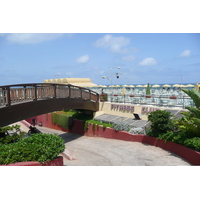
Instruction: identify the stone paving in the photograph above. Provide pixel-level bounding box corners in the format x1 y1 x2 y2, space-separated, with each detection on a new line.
10 121 192 166
94 109 184 129
94 113 149 128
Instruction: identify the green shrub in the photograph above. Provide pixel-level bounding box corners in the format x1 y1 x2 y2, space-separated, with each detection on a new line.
112 121 130 132
52 112 71 129
84 120 113 132
0 125 26 144
158 130 191 143
0 133 65 165
177 89 200 137
157 130 200 152
183 137 200 152
0 133 25 144
147 110 175 137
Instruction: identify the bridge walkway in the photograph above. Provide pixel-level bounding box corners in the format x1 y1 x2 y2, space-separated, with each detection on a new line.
0 83 99 127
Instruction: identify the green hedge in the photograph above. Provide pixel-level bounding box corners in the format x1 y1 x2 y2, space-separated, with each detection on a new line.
52 112 72 129
158 131 200 152
0 133 65 165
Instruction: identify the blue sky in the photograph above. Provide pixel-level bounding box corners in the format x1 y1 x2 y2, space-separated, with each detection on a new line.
0 33 199 86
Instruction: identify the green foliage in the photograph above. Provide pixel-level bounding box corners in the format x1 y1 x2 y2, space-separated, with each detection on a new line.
0 124 20 133
146 83 151 95
176 89 200 137
146 89 200 152
0 133 65 165
158 131 191 144
147 110 175 137
100 93 108 101
84 121 89 131
182 88 200 108
183 137 200 152
52 112 72 129
177 115 200 137
71 111 93 121
0 125 26 144
62 109 77 115
112 121 130 132
158 130 200 152
84 120 113 131
0 132 26 144
64 110 113 130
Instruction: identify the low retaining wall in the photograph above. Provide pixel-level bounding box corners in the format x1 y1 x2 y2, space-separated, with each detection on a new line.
26 113 200 165
0 156 63 166
85 123 200 165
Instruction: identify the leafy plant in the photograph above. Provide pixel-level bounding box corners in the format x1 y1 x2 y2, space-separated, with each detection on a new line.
176 89 200 137
129 127 145 134
182 88 200 108
158 130 200 152
183 137 200 152
0 125 26 144
52 112 71 129
0 133 65 165
147 110 176 137
146 83 151 95
100 93 108 101
112 121 130 132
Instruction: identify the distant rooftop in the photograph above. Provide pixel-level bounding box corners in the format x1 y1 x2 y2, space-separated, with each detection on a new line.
44 78 98 87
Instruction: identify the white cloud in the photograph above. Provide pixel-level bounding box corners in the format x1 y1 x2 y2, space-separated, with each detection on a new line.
138 57 157 66
94 34 130 53
122 55 136 62
179 49 191 57
5 33 64 44
76 55 89 63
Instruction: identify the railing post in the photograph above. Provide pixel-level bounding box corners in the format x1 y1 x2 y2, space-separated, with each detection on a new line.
89 90 91 100
2 88 6 106
80 88 83 99
68 85 71 98
54 85 57 99
24 86 27 100
34 85 37 101
6 86 11 107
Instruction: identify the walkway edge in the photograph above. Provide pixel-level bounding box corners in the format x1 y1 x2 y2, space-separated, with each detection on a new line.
60 150 76 161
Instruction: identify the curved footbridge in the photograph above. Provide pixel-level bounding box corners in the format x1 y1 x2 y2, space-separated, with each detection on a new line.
0 83 99 127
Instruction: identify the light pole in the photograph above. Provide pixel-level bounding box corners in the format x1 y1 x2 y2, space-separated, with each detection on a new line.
102 67 121 102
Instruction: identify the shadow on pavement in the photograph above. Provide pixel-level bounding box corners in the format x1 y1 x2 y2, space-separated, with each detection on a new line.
58 132 83 143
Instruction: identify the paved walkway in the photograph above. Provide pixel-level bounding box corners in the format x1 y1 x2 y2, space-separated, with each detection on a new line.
34 125 191 166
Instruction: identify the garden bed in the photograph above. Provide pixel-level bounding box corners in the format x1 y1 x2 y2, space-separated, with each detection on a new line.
0 156 63 166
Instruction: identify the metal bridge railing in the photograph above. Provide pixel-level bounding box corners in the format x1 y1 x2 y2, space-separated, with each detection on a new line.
0 83 99 107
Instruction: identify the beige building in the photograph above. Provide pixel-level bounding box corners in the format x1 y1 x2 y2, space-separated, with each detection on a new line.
44 78 98 87
95 102 186 120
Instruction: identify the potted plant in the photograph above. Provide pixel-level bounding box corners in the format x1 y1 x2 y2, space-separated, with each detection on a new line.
100 93 108 102
169 96 177 99
145 83 151 98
